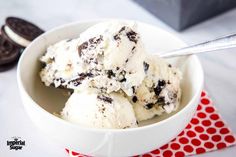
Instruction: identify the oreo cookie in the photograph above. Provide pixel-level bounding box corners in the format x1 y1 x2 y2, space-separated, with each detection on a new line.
0 35 21 72
2 17 44 48
0 58 19 72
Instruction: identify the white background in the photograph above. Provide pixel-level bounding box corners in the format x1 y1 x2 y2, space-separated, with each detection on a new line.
0 0 236 156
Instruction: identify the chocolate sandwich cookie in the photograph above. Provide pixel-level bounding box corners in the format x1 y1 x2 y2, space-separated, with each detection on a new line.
0 58 19 72
2 17 44 48
0 35 21 71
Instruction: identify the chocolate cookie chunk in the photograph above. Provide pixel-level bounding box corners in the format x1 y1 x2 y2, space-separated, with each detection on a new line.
2 17 44 48
0 35 20 66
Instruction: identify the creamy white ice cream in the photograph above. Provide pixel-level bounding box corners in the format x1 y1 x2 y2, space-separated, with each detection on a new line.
40 21 182 129
40 38 83 87
40 21 146 96
77 21 146 96
61 90 138 129
130 55 182 121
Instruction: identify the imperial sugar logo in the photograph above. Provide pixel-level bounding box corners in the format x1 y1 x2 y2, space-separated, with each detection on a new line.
6 137 25 150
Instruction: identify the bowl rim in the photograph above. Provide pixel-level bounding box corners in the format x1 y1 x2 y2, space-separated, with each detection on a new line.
17 19 204 133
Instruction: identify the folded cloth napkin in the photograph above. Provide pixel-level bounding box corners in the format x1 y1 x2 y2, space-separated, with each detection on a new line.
65 91 236 157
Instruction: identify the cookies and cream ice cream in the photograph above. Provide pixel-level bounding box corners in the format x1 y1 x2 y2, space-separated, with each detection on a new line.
40 38 81 87
131 55 181 121
61 90 137 129
40 21 182 129
40 22 146 96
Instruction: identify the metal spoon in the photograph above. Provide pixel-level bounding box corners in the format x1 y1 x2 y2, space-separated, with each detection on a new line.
159 33 236 58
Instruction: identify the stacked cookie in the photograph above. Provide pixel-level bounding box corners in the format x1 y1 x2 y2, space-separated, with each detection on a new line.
0 17 44 72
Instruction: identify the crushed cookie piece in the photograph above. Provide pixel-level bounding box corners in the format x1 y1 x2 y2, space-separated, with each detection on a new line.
107 70 115 78
55 78 65 84
144 103 154 110
132 96 138 103
88 38 95 44
88 35 103 45
98 87 108 93
132 46 136 51
157 96 165 102
97 95 113 104
132 86 135 94
143 61 149 73
168 64 172 68
78 36 103 57
68 73 93 86
79 72 93 78
60 78 65 83
157 96 165 106
42 62 46 68
78 41 88 56
120 78 126 82
158 80 166 86
118 26 126 33
69 79 81 86
154 80 166 96
126 30 138 43
114 34 121 40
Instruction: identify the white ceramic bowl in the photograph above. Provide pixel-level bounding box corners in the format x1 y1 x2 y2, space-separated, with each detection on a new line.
17 20 204 156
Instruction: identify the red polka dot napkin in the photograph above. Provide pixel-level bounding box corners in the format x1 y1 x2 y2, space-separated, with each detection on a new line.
65 91 236 157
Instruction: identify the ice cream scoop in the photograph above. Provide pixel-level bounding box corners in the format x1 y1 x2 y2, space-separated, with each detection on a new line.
40 21 146 96
61 90 138 129
76 21 146 96
130 55 182 121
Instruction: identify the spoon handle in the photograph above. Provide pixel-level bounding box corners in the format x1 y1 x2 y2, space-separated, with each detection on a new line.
159 33 236 58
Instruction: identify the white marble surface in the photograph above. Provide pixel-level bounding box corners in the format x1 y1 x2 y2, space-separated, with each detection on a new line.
0 0 236 156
